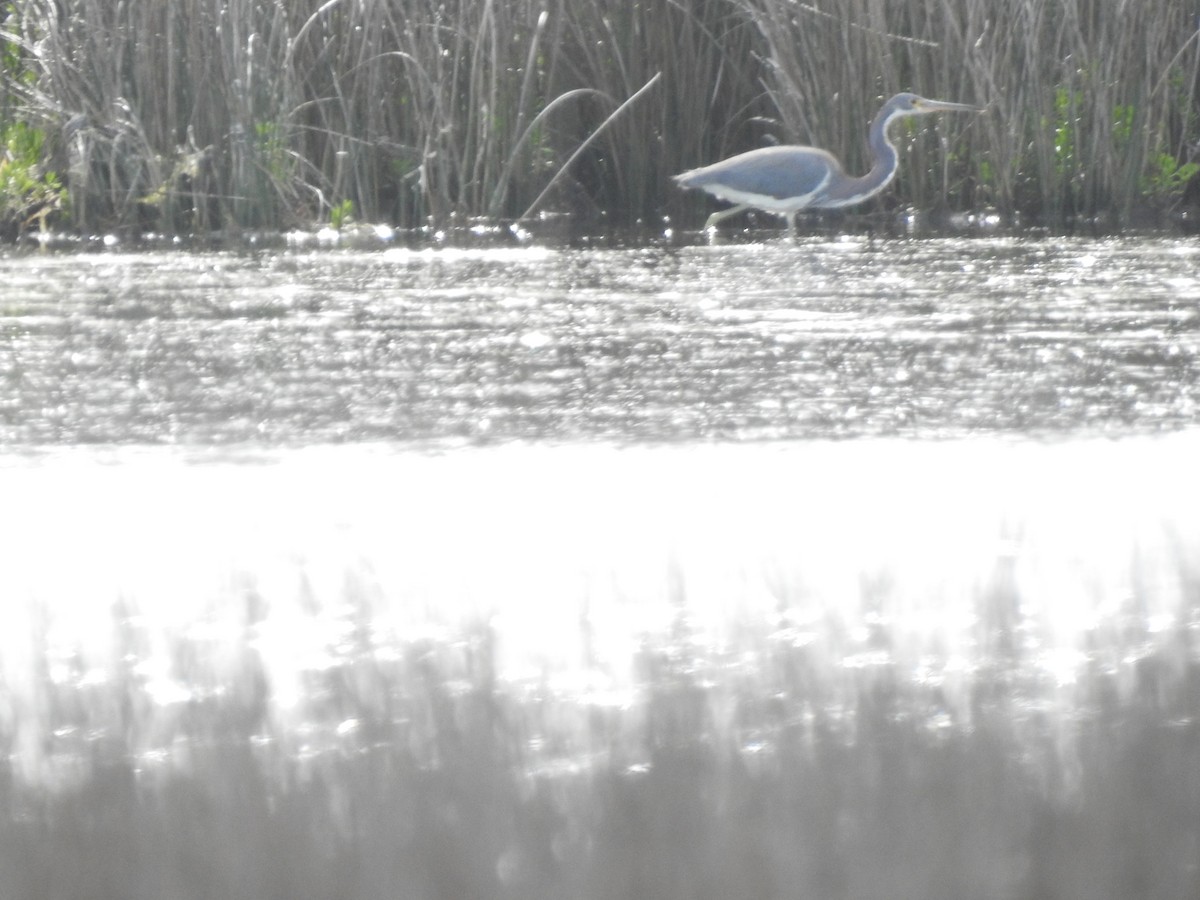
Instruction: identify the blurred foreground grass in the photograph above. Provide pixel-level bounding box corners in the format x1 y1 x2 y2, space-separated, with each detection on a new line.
1 583 1197 900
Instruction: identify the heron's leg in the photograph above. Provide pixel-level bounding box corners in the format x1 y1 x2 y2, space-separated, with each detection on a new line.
704 204 750 230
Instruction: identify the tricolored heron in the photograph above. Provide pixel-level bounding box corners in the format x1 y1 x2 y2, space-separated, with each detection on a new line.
673 92 982 230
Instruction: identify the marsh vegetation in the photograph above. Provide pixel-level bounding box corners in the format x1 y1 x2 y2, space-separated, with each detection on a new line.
2 437 1199 900
2 0 1199 238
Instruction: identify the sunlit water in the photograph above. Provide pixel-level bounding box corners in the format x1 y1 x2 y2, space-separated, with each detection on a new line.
1 233 1198 899
4 235 1198 443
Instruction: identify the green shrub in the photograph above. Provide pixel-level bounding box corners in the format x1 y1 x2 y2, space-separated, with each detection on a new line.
0 121 64 235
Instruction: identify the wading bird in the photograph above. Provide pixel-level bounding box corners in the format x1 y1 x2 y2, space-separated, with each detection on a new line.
673 92 981 230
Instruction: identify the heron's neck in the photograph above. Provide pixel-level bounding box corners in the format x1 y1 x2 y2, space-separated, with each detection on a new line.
821 105 902 207
862 105 902 194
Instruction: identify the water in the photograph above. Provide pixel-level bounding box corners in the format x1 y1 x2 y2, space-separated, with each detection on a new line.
4 235 1197 444
1 233 1198 899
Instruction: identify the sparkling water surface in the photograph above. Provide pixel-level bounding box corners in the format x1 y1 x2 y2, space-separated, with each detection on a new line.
1 233 1198 900
4 234 1198 444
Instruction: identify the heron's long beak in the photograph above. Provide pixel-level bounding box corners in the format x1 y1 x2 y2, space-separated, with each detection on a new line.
918 98 986 114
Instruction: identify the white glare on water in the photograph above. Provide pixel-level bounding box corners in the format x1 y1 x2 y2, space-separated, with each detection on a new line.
2 435 1196 771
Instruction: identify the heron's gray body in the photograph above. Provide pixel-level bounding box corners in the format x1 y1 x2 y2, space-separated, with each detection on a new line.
673 145 888 214
673 92 980 229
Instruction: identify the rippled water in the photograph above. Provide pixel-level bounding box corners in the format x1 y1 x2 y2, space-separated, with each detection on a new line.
3 234 1198 444
1 233 1199 900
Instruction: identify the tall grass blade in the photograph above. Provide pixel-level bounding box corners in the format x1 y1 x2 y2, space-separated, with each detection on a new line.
518 71 663 223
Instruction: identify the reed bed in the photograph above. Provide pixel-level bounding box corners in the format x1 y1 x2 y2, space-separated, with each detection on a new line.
2 437 1199 898
742 0 1200 223
1 0 1199 235
0 579 1197 900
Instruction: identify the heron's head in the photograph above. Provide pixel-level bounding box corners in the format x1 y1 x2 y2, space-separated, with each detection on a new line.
894 92 984 116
